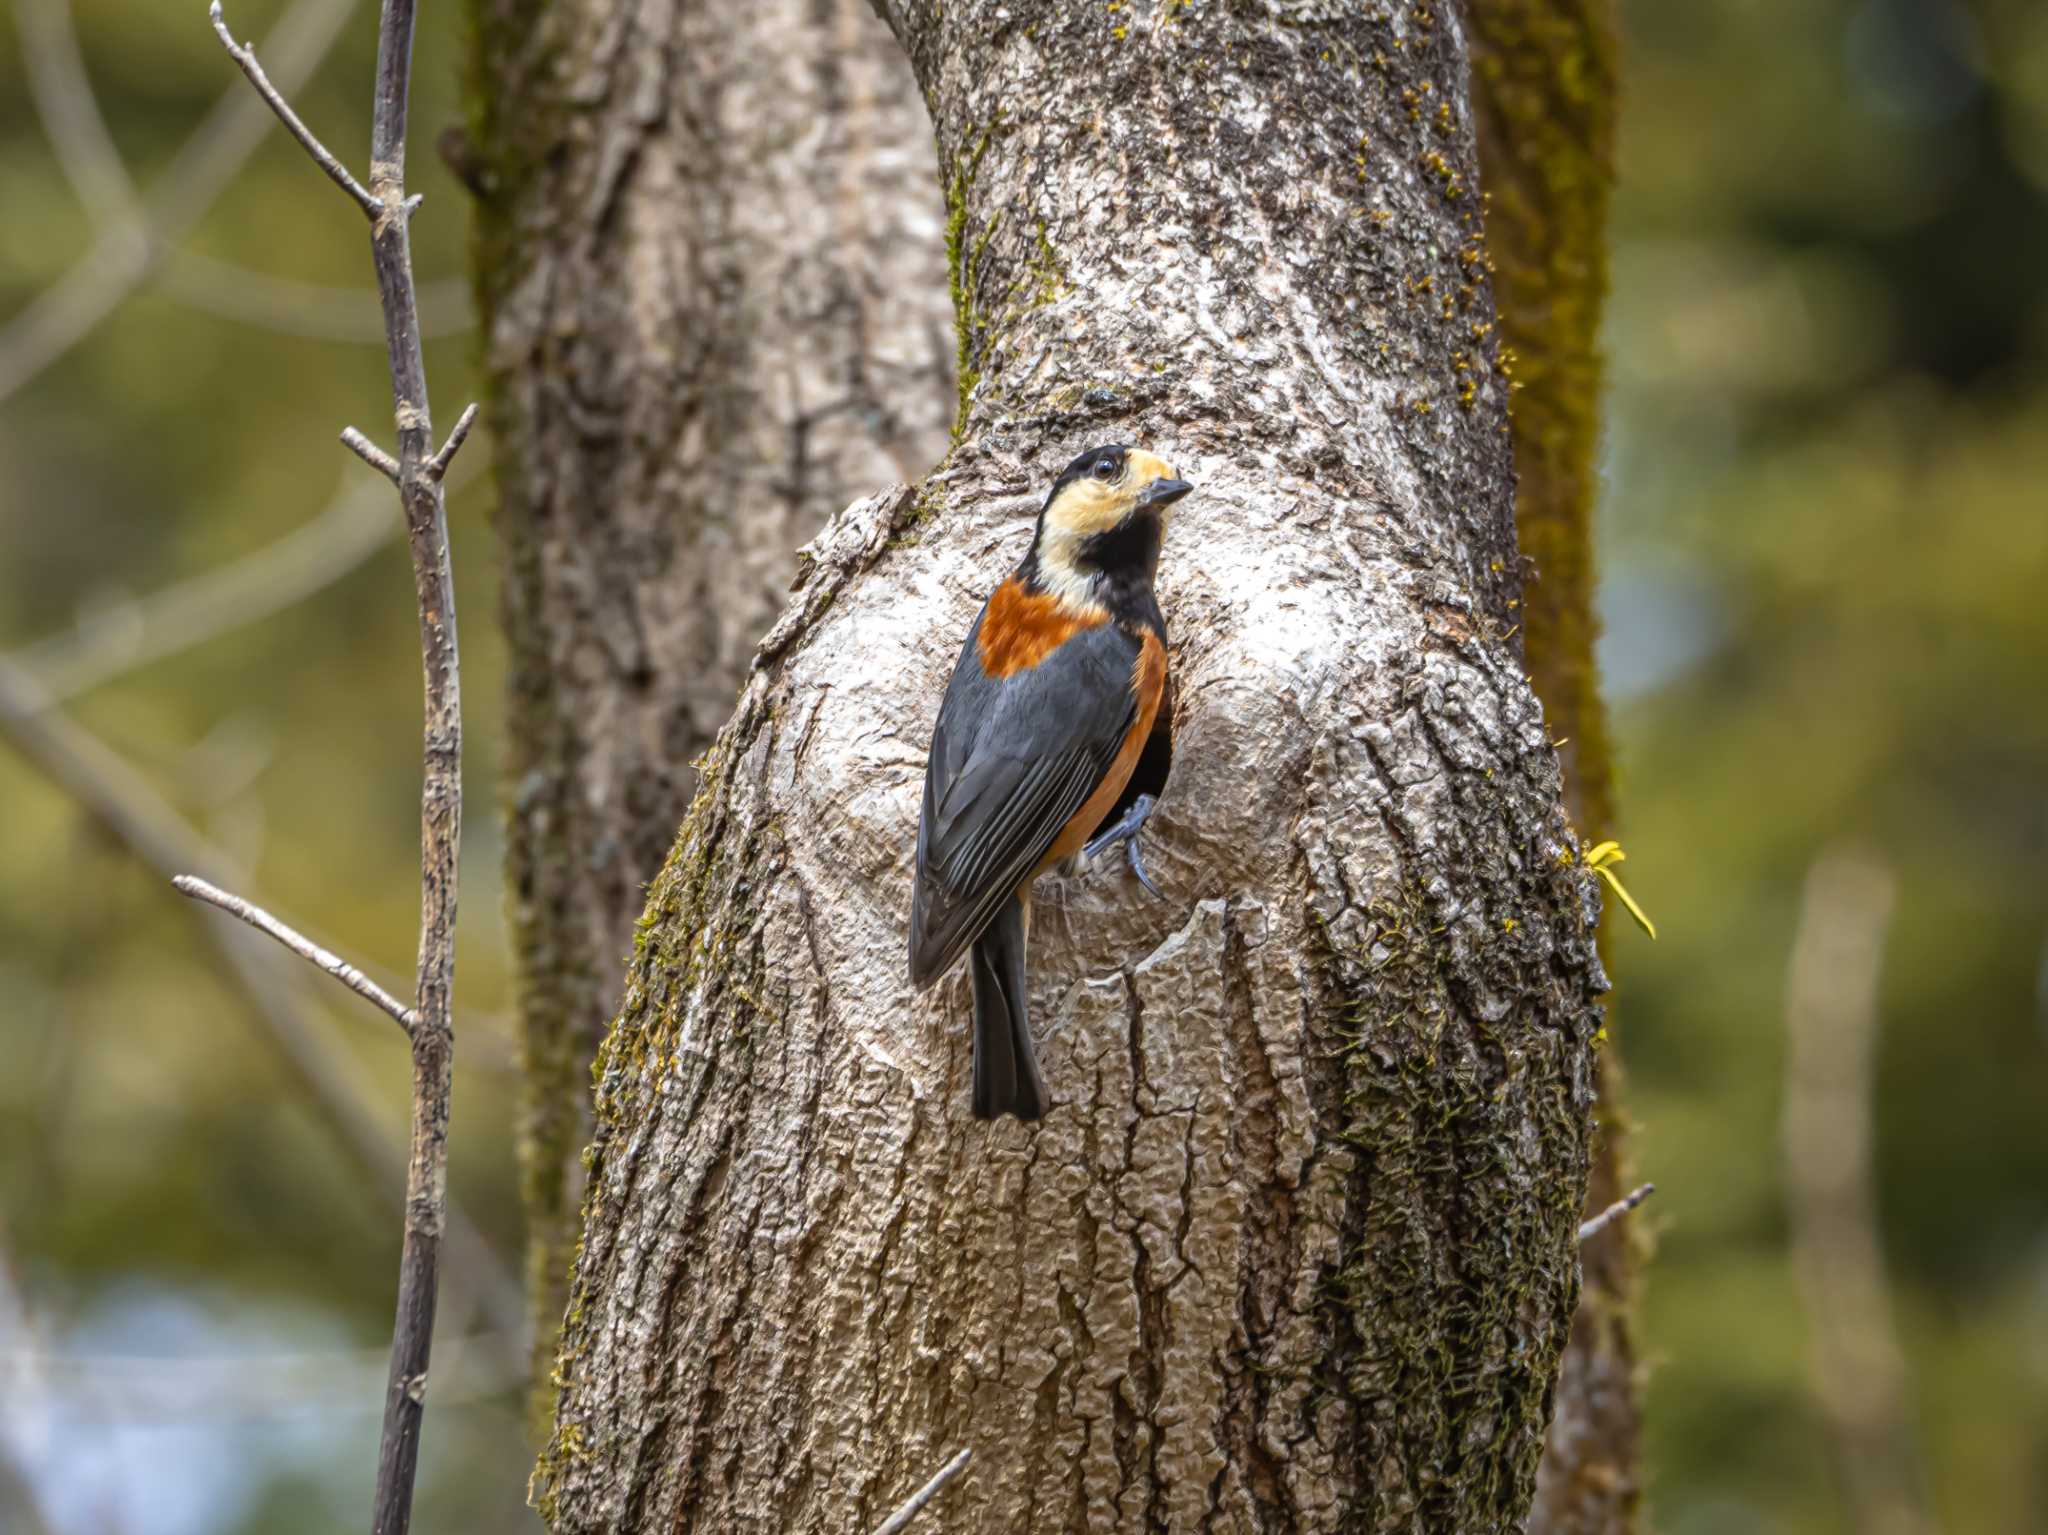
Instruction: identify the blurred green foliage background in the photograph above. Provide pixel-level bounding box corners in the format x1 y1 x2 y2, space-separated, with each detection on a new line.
1605 1 2048 1529
0 0 2042 1531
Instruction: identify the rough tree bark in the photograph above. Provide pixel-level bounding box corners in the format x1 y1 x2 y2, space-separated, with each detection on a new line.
1467 5 1643 1532
534 3 1607 1530
462 0 954 1395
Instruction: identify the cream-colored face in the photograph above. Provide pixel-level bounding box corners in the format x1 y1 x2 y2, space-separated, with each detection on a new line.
1043 448 1182 538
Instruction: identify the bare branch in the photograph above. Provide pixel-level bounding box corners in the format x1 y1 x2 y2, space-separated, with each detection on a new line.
425 403 479 480
172 875 418 1033
208 1 380 218
1577 1183 1655 1244
206 0 471 1520
871 1450 973 1535
342 426 402 482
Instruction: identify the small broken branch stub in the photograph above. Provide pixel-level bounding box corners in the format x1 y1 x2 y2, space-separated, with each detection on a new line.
1578 1182 1656 1244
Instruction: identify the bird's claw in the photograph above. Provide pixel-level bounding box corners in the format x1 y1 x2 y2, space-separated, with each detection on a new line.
1126 837 1162 899
1084 794 1163 898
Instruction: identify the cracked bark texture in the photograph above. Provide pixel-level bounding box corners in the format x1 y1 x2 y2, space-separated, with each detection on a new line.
1468 6 1642 1530
536 2 1608 1529
463 0 954 1394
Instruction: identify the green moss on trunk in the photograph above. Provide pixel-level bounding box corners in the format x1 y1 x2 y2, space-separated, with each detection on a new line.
1469 6 1644 1532
1468 0 1617 834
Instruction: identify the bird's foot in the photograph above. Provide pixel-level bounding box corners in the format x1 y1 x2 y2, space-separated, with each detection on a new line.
1083 794 1162 898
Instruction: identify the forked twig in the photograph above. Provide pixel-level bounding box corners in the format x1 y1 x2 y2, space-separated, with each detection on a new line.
207 1 379 217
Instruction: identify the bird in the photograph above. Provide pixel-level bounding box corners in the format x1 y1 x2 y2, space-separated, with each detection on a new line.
908 443 1191 1121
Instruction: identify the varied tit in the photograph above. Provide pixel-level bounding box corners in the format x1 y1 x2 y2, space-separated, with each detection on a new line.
908 444 1191 1121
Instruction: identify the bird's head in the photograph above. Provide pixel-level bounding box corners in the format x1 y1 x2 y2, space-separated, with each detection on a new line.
1032 443 1192 603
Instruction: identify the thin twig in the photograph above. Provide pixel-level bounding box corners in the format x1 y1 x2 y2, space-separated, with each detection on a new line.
208 1 380 218
871 1449 973 1535
1576 1183 1654 1244
342 426 402 482
0 0 365 404
426 403 479 481
172 875 418 1033
210 0 470 1525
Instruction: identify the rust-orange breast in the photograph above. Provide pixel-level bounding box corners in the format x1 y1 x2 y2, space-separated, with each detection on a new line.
1039 628 1168 872
976 576 1109 678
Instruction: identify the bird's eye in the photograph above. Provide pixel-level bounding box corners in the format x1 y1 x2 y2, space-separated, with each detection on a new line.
1093 456 1121 482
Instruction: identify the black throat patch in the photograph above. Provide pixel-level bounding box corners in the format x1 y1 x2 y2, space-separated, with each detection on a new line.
1077 511 1162 579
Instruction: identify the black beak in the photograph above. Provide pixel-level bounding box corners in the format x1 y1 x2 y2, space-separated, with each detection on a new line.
1138 477 1193 509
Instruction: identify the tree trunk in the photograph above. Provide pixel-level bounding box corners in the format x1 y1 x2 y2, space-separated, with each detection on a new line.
462 0 954 1403
1466 6 1643 1533
533 2 1608 1529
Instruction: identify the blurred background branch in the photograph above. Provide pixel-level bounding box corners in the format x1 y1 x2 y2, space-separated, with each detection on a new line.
1782 848 1938 1535
3 1332 526 1422
15 0 472 360
12 446 479 706
11 471 391 702
0 0 365 402
0 658 524 1349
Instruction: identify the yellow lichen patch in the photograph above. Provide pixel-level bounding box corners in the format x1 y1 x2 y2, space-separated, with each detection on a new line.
1420 149 1464 201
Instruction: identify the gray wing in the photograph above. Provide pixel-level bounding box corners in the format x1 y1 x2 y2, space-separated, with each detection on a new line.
908 615 1141 988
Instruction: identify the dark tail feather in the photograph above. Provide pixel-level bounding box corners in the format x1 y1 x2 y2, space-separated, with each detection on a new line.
969 896 1047 1121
